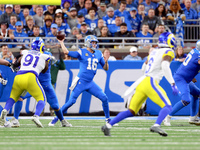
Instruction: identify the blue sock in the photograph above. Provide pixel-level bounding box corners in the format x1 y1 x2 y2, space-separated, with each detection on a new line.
109 110 134 126
190 97 199 116
155 105 172 125
102 101 110 119
34 100 45 116
14 101 23 119
54 109 64 121
61 102 73 114
4 98 15 111
169 101 185 116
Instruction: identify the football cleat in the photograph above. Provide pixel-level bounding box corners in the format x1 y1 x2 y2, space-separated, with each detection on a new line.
189 116 200 126
0 109 8 126
31 115 43 128
48 117 59 127
163 115 172 126
61 119 72 127
10 117 20 128
150 125 168 137
101 124 111 136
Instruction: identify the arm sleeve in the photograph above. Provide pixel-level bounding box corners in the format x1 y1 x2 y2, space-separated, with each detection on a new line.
161 60 175 84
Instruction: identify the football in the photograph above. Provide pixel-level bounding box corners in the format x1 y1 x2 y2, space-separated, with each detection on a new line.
56 31 65 40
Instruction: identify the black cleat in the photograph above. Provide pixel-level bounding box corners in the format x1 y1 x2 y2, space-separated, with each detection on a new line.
150 126 168 137
101 125 111 136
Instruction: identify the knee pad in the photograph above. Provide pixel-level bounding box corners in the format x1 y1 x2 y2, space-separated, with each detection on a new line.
181 100 190 106
50 103 59 110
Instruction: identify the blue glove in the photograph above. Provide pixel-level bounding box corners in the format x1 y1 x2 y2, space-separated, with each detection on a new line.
171 84 179 95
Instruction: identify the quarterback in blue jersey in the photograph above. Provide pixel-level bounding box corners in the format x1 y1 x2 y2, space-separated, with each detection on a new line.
9 38 71 128
164 40 200 126
101 32 179 137
49 35 110 126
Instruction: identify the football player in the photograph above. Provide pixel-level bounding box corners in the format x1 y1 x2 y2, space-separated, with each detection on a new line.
164 40 200 126
101 32 179 137
49 35 111 126
0 37 50 128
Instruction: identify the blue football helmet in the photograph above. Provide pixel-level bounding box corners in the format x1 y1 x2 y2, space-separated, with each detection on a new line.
158 32 177 50
84 35 99 50
196 40 200 50
31 37 45 53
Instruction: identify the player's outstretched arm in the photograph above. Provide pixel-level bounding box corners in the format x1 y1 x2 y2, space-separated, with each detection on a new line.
0 58 10 66
57 39 69 55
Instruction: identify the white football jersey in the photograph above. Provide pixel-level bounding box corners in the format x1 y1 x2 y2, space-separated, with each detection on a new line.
20 50 50 75
144 48 175 83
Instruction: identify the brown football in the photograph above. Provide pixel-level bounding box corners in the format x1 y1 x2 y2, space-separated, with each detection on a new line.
56 31 65 40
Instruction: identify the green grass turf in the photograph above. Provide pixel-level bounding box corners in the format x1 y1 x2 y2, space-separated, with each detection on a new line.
0 119 200 150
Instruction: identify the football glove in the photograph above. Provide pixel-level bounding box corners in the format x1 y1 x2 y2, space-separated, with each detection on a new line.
8 62 19 72
0 76 7 85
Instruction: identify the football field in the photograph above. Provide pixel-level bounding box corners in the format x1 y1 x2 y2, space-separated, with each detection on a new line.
0 116 200 150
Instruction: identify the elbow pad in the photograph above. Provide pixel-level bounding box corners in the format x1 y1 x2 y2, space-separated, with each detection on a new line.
161 61 175 85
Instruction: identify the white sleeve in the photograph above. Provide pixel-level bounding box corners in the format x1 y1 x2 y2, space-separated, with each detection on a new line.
141 62 147 74
161 60 175 84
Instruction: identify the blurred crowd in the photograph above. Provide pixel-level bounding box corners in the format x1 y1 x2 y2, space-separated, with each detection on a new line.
0 0 198 49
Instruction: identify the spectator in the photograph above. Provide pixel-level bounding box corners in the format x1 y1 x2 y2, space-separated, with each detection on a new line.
73 0 85 12
24 15 35 37
136 23 153 49
152 24 165 45
155 4 167 21
55 16 71 36
129 7 141 34
0 21 14 48
30 25 44 37
13 5 23 20
103 48 117 61
191 0 200 14
61 0 72 17
141 0 157 13
0 4 20 24
43 5 56 18
143 47 154 61
114 1 132 31
174 46 187 62
76 14 85 29
183 0 198 25
0 44 14 61
85 7 98 31
142 8 162 34
79 22 93 43
0 4 5 16
103 7 116 31
123 46 142 60
46 23 60 48
114 22 135 44
13 21 29 48
41 15 53 36
67 7 78 29
78 0 93 17
92 0 100 10
20 8 30 26
136 4 146 22
167 0 186 24
107 0 120 10
97 2 107 19
29 5 38 16
126 0 138 12
54 9 67 23
93 19 106 37
108 16 122 36
98 26 113 48
9 14 18 31
67 27 82 46
33 5 44 27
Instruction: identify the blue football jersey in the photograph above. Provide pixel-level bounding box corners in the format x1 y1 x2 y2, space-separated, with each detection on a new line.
175 48 200 83
68 48 105 81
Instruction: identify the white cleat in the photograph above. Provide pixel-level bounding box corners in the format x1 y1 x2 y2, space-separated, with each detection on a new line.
189 116 200 126
48 122 55 127
10 117 20 128
4 121 11 128
0 109 8 126
61 119 72 127
31 115 43 128
163 115 172 126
